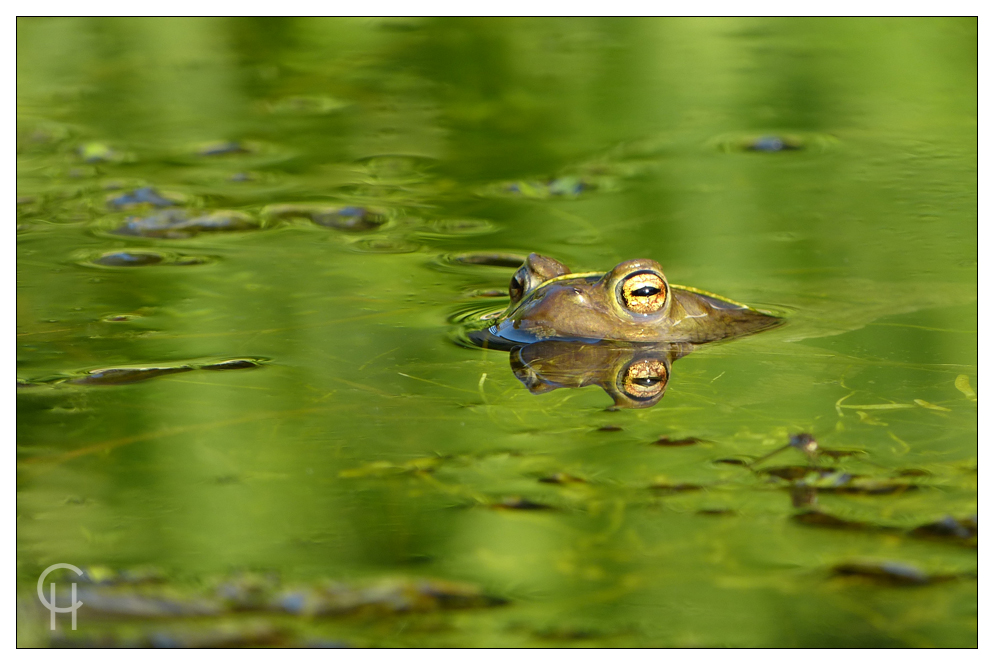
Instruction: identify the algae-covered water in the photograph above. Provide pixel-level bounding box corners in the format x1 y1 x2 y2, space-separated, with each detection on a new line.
17 17 977 647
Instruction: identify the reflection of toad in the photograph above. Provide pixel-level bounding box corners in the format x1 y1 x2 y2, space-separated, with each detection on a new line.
489 254 783 345
510 340 692 409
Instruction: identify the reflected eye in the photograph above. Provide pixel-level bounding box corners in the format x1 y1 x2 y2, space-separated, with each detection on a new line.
619 271 667 314
620 358 668 400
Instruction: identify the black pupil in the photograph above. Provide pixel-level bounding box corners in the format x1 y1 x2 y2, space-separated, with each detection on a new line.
631 286 660 297
632 376 662 387
510 277 522 295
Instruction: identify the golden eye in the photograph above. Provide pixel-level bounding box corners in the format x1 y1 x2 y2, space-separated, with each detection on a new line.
619 271 667 314
620 358 668 400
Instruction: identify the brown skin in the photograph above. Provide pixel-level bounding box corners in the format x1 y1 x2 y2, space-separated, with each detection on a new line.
510 340 693 409
490 254 783 344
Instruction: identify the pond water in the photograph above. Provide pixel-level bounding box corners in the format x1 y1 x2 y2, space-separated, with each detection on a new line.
17 17 977 647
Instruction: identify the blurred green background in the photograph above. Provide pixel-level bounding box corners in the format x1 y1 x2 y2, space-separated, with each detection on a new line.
17 17 976 647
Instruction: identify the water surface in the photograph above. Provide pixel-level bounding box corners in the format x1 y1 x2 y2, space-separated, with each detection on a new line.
17 17 976 647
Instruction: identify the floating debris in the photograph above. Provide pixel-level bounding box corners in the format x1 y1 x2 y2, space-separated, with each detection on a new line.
77 565 167 585
200 358 265 371
112 209 259 238
79 141 124 163
761 465 918 495
649 483 704 494
491 496 553 511
790 485 818 508
274 578 505 616
818 448 866 460
955 374 977 400
92 251 164 267
69 366 195 386
791 510 892 531
817 478 918 496
215 572 282 611
263 204 388 231
339 457 443 478
895 468 931 477
484 175 599 199
697 508 736 516
86 250 211 268
66 588 222 618
538 472 587 485
42 570 505 631
264 95 350 115
745 135 802 152
914 398 951 412
197 140 251 157
38 358 266 387
751 432 820 466
759 466 837 481
653 436 702 447
711 133 837 153
910 515 977 546
713 458 751 466
107 187 178 210
830 560 938 586
147 621 285 648
789 433 819 455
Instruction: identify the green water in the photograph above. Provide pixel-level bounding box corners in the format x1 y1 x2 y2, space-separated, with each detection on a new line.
17 17 977 647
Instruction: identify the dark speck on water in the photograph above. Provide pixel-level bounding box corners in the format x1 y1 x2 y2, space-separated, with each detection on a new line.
649 483 704 494
713 458 751 466
538 472 587 485
910 515 977 545
746 136 801 152
92 251 164 267
653 436 702 446
200 359 264 371
831 561 935 586
198 140 250 156
449 252 527 268
492 496 553 510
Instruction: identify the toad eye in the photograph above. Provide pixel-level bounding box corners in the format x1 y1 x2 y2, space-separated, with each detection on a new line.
619 358 668 400
509 268 528 303
630 286 661 298
619 271 668 314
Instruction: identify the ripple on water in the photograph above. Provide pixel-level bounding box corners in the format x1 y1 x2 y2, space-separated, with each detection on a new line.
708 132 840 153
262 203 391 232
79 249 214 269
446 300 507 349
346 236 422 254
26 357 269 386
412 218 497 240
430 252 527 276
106 186 185 210
103 209 261 239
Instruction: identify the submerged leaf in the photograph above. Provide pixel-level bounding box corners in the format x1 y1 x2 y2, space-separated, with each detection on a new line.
955 374 976 400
